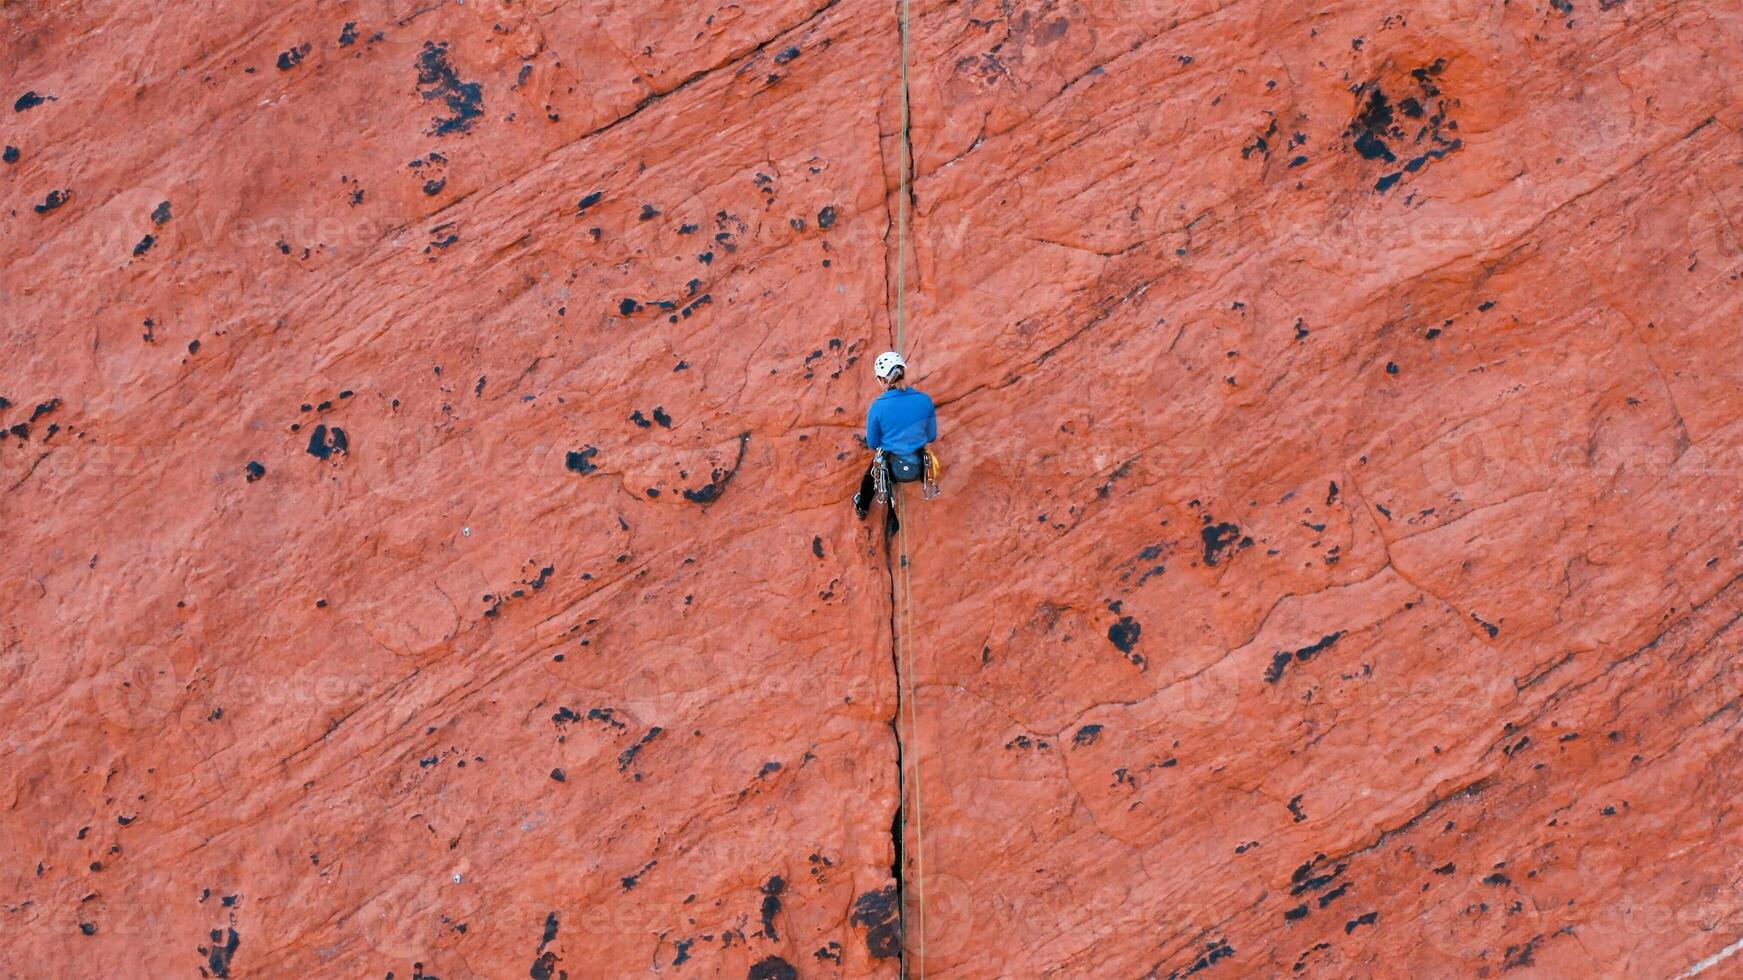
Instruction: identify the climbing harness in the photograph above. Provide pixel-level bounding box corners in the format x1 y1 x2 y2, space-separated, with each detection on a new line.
870 448 938 502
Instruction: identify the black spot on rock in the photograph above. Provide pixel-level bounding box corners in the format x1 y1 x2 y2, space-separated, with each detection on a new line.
760 876 784 940
529 951 562 980
201 927 240 978
1264 652 1293 684
276 44 311 70
1349 88 1396 162
1264 631 1345 683
14 91 53 112
617 727 663 771
1185 939 1235 974
151 200 172 224
33 189 70 214
1201 521 1242 566
817 205 837 229
565 447 599 473
245 461 266 482
1107 617 1141 654
1344 911 1378 934
682 433 749 504
849 887 900 958
2 145 17 164
133 235 156 257
539 911 560 951
1504 935 1542 970
416 41 485 136
305 424 348 459
748 957 797 980
1073 724 1103 746
620 860 655 890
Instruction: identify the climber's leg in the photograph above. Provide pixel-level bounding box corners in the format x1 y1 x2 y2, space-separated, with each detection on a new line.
853 462 877 519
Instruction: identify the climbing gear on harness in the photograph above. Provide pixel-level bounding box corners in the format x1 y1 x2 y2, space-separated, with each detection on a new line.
874 351 907 380
922 446 942 500
861 447 933 502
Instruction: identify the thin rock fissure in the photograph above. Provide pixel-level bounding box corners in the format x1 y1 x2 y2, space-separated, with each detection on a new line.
886 539 910 967
888 1 919 968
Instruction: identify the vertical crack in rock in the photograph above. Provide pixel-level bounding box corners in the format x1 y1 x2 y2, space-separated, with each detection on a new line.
881 0 921 343
885 540 910 963
898 9 918 219
881 0 921 967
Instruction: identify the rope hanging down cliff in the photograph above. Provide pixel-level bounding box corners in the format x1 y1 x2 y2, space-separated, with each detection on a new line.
891 0 928 975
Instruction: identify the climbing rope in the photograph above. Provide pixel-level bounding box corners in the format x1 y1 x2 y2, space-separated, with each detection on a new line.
890 0 928 975
896 505 924 976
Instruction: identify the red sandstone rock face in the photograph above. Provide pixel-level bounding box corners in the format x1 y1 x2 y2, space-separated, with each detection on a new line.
3 0 1743 976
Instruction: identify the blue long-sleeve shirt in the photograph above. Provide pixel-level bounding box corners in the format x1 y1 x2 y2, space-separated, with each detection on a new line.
866 387 937 455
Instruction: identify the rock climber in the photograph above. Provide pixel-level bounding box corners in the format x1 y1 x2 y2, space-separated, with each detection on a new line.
854 351 939 531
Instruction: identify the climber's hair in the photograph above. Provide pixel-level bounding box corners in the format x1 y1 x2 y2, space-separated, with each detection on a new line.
886 366 905 384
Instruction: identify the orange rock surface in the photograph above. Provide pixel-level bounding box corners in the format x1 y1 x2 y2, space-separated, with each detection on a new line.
4 0 1742 976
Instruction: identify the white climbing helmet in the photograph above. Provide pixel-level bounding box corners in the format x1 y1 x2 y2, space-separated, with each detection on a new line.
874 351 907 380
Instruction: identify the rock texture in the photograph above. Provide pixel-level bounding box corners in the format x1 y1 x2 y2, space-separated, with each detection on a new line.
3 0 1742 977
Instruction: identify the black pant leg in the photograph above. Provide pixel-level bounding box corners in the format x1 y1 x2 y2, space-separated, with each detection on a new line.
855 464 876 516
